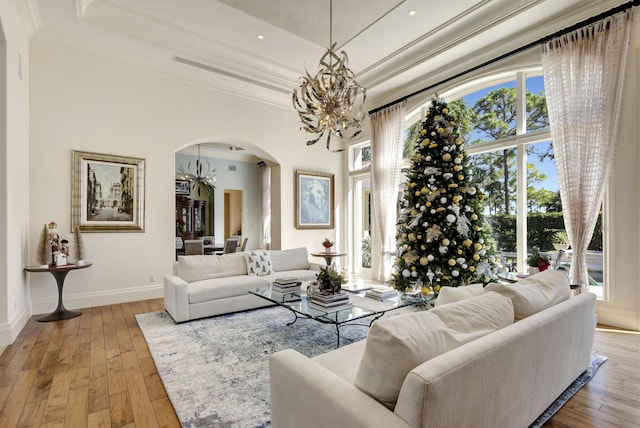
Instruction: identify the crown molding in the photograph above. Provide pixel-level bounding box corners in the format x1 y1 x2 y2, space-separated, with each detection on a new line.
366 0 630 108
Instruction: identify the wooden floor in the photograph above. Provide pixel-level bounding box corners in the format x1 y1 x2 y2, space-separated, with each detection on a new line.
0 299 638 428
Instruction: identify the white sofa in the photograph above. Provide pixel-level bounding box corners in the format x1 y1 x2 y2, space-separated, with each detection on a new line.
270 270 597 428
164 247 319 322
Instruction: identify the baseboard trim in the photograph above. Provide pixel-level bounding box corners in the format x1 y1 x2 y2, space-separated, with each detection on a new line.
31 283 164 317
595 300 639 331
0 305 32 347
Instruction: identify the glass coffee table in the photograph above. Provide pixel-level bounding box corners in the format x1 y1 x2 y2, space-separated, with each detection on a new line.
249 283 430 347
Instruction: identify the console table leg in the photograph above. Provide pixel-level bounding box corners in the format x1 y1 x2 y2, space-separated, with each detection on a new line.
37 270 82 322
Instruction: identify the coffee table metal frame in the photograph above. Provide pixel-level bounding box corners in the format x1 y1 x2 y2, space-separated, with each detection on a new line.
249 285 427 347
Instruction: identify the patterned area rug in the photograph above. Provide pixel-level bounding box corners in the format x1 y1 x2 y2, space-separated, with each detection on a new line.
136 306 371 427
136 307 606 428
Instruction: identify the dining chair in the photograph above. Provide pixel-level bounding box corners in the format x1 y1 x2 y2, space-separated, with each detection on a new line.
185 239 204 255
222 236 240 254
175 237 185 260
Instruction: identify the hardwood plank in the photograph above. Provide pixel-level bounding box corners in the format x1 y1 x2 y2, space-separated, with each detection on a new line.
0 368 38 426
0 385 11 408
0 350 29 388
87 408 111 428
40 369 72 424
106 355 128 396
88 363 109 414
64 385 89 427
152 396 180 428
109 391 134 427
121 350 159 427
17 398 47 427
26 350 60 403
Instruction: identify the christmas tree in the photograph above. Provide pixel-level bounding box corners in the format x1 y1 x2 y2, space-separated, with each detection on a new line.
393 98 496 294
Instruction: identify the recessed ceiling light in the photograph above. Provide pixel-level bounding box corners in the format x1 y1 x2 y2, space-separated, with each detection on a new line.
409 10 416 16
257 34 264 40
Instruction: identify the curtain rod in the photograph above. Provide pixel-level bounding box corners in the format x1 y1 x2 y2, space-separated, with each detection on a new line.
368 0 639 116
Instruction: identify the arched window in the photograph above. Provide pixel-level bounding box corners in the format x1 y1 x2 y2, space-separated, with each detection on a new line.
350 67 605 297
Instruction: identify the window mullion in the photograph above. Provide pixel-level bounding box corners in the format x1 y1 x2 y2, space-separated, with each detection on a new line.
516 72 528 272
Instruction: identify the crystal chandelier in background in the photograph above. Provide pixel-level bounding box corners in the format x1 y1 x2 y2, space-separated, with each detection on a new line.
292 0 367 152
177 144 216 197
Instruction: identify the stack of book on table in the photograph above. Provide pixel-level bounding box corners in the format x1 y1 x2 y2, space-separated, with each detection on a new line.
365 285 398 301
308 290 352 312
272 277 302 293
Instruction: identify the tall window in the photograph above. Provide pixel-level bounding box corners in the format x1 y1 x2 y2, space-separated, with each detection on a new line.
348 142 372 274
404 71 604 295
349 69 605 296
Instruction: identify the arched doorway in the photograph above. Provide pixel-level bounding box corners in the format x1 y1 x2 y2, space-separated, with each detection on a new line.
174 138 281 254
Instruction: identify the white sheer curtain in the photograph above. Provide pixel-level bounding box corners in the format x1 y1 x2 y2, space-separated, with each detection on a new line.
370 101 406 281
259 162 271 249
541 9 633 287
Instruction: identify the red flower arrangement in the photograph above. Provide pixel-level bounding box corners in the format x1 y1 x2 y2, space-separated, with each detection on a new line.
322 238 334 249
537 257 551 271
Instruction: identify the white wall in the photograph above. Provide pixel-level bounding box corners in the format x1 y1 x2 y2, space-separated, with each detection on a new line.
0 2 32 346
595 23 640 330
26 40 342 321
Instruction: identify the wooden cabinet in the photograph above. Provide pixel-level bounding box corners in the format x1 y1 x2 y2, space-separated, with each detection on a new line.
176 196 206 240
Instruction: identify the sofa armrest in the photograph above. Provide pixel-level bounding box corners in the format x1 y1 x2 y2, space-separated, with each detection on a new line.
163 275 189 322
270 349 410 428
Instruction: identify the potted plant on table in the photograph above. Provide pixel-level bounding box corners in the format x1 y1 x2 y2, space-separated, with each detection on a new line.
528 248 550 274
322 237 334 253
315 265 346 294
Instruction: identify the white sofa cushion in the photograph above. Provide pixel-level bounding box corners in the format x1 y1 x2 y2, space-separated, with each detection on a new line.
268 247 310 272
435 283 484 306
176 253 248 283
188 275 268 304
354 291 514 409
483 269 571 320
430 291 514 338
245 250 273 276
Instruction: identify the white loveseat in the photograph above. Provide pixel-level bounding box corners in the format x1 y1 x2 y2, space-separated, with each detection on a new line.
164 247 319 322
270 270 597 428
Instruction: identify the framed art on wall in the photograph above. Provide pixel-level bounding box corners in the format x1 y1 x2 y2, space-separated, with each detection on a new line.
295 169 334 229
71 150 145 232
175 180 190 195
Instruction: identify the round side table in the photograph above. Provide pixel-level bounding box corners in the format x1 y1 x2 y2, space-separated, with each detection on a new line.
24 262 92 322
311 252 347 266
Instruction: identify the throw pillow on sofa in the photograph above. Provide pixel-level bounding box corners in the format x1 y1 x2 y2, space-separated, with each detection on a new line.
354 291 514 409
434 283 484 306
245 250 273 276
268 247 310 272
483 268 571 320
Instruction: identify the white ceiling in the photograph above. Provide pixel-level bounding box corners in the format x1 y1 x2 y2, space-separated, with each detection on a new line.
23 0 628 159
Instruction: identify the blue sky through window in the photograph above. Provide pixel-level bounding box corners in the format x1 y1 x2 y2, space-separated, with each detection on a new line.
458 76 558 195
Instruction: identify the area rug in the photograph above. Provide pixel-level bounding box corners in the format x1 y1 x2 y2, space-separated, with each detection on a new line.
136 306 371 427
136 307 606 428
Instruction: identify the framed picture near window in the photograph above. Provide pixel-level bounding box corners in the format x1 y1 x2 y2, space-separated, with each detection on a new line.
295 169 334 229
71 150 145 232
175 180 190 195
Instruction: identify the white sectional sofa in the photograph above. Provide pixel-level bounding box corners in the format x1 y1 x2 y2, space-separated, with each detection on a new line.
164 247 319 322
270 270 597 428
